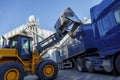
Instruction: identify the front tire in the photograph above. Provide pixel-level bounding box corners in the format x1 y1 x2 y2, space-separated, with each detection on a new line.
115 55 120 74
37 60 58 80
0 62 24 80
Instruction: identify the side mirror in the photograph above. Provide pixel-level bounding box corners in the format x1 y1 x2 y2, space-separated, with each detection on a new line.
2 36 7 48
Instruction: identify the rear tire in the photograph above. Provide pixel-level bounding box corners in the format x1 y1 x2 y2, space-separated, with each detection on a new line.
115 55 120 74
76 59 84 72
0 62 24 80
85 59 94 73
37 60 58 80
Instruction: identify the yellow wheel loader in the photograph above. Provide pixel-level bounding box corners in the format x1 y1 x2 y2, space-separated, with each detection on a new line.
0 34 58 80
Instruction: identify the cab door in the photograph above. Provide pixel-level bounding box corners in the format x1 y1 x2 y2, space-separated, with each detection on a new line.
19 37 31 60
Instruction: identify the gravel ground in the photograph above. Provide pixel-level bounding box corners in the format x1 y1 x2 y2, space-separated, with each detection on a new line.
24 69 120 80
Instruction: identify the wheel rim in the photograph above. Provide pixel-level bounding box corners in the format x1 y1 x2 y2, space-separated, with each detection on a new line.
43 65 55 77
4 69 19 80
77 62 82 71
85 60 92 69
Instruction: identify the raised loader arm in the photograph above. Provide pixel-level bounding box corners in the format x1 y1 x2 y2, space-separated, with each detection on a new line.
36 7 82 54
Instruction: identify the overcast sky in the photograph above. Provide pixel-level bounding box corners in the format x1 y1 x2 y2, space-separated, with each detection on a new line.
0 0 102 36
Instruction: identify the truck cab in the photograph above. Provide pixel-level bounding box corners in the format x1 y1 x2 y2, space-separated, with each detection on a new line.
8 35 32 60
79 0 120 54
80 0 120 73
90 0 120 55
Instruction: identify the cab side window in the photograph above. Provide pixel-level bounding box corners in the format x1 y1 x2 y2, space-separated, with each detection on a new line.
21 38 29 54
11 40 18 48
9 38 18 48
114 8 120 23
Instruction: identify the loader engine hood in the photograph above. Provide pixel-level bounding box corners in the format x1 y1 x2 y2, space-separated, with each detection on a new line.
0 49 18 58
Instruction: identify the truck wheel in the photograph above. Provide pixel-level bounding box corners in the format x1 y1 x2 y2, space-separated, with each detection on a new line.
76 59 84 72
115 55 120 74
0 62 24 80
85 59 94 72
58 63 61 70
61 62 65 70
37 60 58 80
59 63 61 70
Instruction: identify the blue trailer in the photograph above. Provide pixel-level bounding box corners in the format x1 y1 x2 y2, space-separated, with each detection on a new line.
56 0 120 75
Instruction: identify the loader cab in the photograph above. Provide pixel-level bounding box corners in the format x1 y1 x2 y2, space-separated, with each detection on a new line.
9 35 32 60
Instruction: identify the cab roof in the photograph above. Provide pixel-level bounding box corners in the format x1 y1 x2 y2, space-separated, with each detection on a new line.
8 34 32 40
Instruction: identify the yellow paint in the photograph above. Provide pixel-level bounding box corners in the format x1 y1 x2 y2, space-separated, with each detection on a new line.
43 65 55 77
0 45 50 77
31 49 49 74
0 49 17 57
4 69 19 80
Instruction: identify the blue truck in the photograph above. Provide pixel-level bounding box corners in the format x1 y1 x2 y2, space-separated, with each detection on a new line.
55 0 120 74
